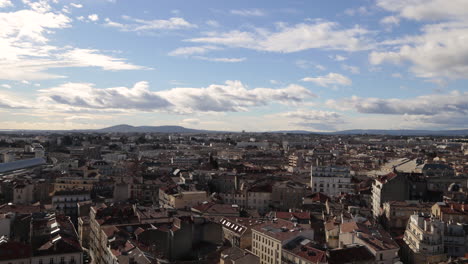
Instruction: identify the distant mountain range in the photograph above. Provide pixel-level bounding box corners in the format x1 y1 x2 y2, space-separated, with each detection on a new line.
1 124 468 136
97 125 468 136
325 129 468 136
96 124 209 133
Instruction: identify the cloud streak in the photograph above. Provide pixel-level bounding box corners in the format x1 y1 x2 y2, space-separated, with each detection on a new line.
37 80 316 114
187 21 373 53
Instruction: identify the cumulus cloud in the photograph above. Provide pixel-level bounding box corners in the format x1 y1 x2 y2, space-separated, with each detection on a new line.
372 0 468 80
0 93 30 108
0 0 13 8
104 16 197 32
302 73 352 87
370 22 468 79
376 0 468 21
327 91 468 128
37 80 316 114
157 81 316 113
88 14 99 22
0 4 144 81
327 91 468 116
38 81 171 110
187 21 373 53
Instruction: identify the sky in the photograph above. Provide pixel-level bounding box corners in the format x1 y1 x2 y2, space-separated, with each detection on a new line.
1 0 468 132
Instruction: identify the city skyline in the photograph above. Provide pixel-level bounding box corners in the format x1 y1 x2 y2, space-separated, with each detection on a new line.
1 0 468 132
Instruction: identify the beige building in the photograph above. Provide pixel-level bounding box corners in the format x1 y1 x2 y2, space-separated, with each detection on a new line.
431 202 468 223
382 200 432 229
220 217 262 249
339 221 400 264
325 220 340 249
251 219 314 264
403 214 447 264
54 176 97 192
159 186 207 209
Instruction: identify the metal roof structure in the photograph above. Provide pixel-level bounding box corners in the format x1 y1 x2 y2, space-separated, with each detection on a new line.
0 158 46 173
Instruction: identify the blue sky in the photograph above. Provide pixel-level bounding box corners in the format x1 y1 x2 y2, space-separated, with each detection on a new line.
1 0 468 131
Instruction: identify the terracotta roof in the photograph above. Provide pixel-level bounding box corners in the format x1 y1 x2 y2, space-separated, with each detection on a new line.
274 211 311 221
0 204 42 214
377 172 397 183
340 221 399 251
304 192 331 203
0 241 32 261
283 238 327 263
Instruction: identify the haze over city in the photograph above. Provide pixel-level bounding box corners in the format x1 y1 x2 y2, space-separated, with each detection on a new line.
1 0 468 132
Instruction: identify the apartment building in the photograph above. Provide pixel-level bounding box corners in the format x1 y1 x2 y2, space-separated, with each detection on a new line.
339 221 400 264
251 219 314 264
372 172 409 218
382 200 432 229
310 166 353 196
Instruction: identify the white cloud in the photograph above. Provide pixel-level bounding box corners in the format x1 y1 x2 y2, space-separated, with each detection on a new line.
194 56 246 63
0 93 30 108
69 3 83 8
269 109 344 131
0 5 144 81
0 9 71 43
302 73 352 87
377 0 468 21
168 45 220 56
38 81 171 110
295 60 325 70
344 6 370 16
370 22 468 79
330 55 347 61
104 16 197 32
342 64 360 74
327 91 468 128
180 118 200 126
38 80 316 114
157 81 315 113
61 48 144 70
0 0 13 8
206 20 220 27
187 21 373 53
230 9 266 17
1 84 11 89
380 16 400 26
168 46 244 63
88 14 99 22
327 91 468 116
